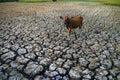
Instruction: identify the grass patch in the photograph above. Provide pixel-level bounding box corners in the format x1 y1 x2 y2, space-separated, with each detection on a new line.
19 0 50 2
102 0 120 6
19 0 82 2
81 0 102 2
2 0 119 6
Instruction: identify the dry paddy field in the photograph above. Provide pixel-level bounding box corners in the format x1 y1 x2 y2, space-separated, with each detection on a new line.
0 2 120 80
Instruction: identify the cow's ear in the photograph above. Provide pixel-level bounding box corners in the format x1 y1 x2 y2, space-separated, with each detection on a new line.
60 16 63 19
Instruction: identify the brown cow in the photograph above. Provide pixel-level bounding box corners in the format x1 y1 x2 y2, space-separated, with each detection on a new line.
60 15 83 39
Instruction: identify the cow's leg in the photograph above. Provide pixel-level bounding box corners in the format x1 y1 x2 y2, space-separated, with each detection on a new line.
74 31 77 40
67 28 72 36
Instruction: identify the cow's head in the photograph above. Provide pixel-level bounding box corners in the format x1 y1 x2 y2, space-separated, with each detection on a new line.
60 16 70 26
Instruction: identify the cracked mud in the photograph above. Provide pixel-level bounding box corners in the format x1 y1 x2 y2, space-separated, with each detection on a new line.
0 2 120 80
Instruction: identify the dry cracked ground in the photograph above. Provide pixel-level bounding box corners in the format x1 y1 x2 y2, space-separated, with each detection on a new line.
0 2 120 80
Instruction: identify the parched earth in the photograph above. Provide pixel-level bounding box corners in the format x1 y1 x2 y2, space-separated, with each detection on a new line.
0 2 120 80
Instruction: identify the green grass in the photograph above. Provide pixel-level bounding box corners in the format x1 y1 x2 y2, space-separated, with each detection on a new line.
19 0 50 2
81 0 120 6
19 0 82 2
102 0 120 6
1 0 120 6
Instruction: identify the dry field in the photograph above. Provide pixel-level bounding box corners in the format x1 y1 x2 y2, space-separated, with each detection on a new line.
0 2 120 80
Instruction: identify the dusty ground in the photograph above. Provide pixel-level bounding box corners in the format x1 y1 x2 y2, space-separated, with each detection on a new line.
0 2 120 80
